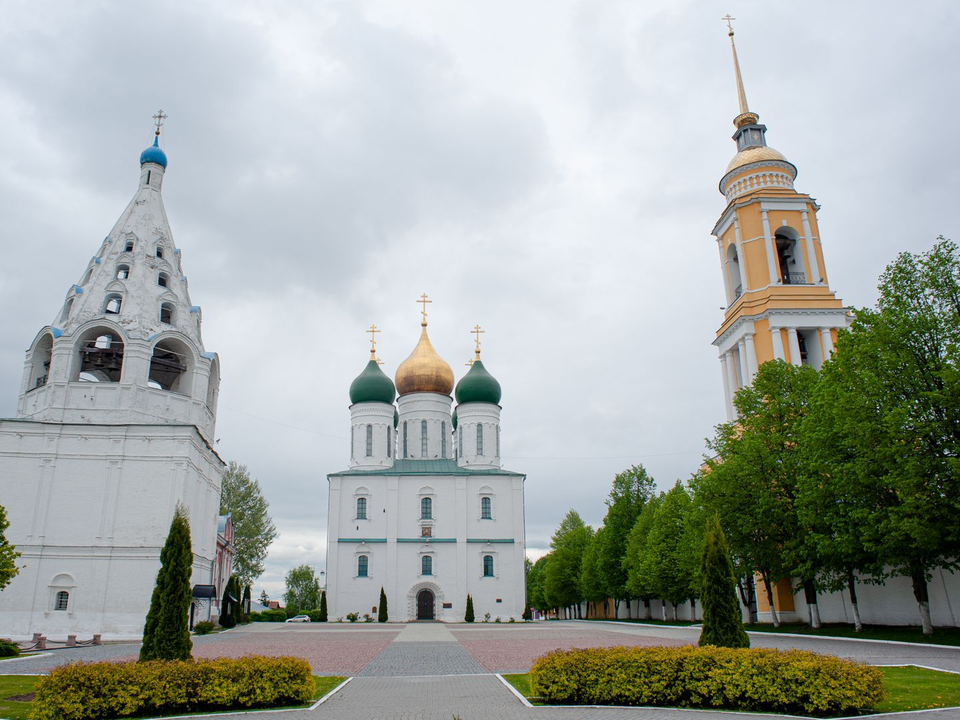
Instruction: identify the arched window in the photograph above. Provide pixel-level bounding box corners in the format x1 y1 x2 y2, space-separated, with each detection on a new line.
403 422 408 458
124 241 134 253
421 419 428 458
441 421 447 459
483 555 494 577
421 497 432 520
357 555 368 577
29 334 53 390
481 496 492 520
160 302 174 324
156 246 164 259
104 294 122 315
356 497 367 520
496 426 500 457
76 330 124 383
387 429 392 458
61 297 74 323
421 556 432 576
81 268 93 285
775 230 804 285
365 425 373 457
459 428 463 458
116 265 130 280
55 590 69 611
477 424 484 455
149 339 190 393
158 272 169 288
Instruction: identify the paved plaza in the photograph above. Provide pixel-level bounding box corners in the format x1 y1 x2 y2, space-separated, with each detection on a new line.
3 620 960 719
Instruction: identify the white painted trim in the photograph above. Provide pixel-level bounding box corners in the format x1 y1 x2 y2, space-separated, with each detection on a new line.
496 673 533 707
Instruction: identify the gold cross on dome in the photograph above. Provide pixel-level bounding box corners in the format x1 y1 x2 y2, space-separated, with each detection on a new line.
471 324 485 356
417 293 432 325
152 109 168 136
722 13 736 34
366 324 380 356
376 356 384 366
465 359 475 367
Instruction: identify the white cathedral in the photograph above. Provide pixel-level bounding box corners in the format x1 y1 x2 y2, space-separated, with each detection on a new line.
0 126 224 640
325 313 527 622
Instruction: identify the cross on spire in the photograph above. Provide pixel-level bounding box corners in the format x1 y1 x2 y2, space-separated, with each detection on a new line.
471 324 485 359
417 293 432 326
366 324 380 358
152 109 167 137
722 13 735 35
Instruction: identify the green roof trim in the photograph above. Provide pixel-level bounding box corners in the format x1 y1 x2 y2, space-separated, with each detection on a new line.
349 359 396 405
330 458 524 477
465 538 515 543
336 538 387 543
397 538 456 543
455 359 502 405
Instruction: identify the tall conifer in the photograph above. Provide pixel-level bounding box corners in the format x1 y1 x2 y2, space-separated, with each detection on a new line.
698 516 749 648
378 587 388 622
319 590 328 622
140 506 194 661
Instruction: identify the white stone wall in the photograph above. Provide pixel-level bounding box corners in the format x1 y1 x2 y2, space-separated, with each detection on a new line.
455 403 501 469
396 393 454 461
349 402 396 470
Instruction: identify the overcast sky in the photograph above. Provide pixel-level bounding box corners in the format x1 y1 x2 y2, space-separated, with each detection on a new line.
1 1 958 600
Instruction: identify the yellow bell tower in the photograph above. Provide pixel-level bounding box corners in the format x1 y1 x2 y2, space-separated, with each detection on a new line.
712 17 849 421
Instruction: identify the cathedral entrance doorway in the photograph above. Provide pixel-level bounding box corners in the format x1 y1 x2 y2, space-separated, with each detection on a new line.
416 589 435 620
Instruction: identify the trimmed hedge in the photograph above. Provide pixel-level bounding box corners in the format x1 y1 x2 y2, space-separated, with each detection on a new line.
31 656 313 720
530 646 884 716
249 609 287 622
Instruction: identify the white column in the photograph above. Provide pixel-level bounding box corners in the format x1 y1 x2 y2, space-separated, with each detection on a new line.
801 210 822 284
717 238 732 304
737 340 750 387
770 326 786 361
724 351 740 418
744 332 759 378
719 354 734 421
787 328 802 366
761 210 779 285
820 327 834 357
733 218 748 292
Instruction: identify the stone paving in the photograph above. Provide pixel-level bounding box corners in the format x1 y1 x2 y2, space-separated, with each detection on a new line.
4 620 960 719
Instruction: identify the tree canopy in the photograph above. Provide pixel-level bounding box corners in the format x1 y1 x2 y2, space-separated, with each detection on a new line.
283 564 322 612
220 461 278 587
0 504 21 591
140 505 193 661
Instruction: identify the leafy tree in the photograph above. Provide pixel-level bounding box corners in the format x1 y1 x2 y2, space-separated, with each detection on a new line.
140 505 193 661
259 589 269 606
596 465 655 615
543 510 593 618
640 482 695 620
319 590 328 622
527 555 550 613
801 239 960 634
220 462 278 587
465 593 475 622
241 585 251 622
697 360 820 627
378 587 388 622
699 516 749 648
578 530 606 615
623 494 661 619
0 504 21 590
219 575 240 628
284 565 321 612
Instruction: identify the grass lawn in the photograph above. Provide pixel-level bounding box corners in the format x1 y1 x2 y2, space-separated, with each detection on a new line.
583 618 700 627
502 666 960 715
745 623 960 647
0 674 347 719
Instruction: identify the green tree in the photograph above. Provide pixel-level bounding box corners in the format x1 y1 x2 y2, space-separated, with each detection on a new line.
527 555 550 613
699 516 749 648
283 565 321 612
578 530 606 616
697 360 820 628
640 482 695 620
0 504 21 590
623 494 661 619
140 506 193 661
219 575 240 628
596 465 655 616
378 587 388 622
220 462 278 587
319 590 328 622
800 239 960 635
543 510 593 618
241 585 251 622
465 593 475 622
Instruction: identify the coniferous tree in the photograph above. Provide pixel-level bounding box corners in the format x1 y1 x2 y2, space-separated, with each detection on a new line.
699 516 749 648
378 587 388 622
219 576 239 628
140 506 194 661
319 590 328 622
241 585 251 623
465 594 475 622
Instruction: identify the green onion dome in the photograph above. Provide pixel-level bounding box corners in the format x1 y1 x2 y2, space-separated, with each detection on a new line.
452 407 458 430
455 356 502 405
349 358 396 405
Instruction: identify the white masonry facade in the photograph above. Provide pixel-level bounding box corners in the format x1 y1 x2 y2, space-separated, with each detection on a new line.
326 324 526 622
0 133 224 640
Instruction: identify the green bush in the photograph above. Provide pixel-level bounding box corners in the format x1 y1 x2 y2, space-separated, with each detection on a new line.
0 639 20 657
305 609 322 622
31 656 313 720
193 621 215 635
251 609 286 623
530 646 884 716
248 611 263 622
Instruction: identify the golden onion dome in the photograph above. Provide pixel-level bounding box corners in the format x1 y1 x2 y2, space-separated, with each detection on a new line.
395 324 454 397
725 145 789 174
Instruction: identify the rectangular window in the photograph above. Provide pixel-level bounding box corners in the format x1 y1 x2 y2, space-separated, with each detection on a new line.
421 420 428 458
483 555 494 577
55 590 70 611
356 497 367 520
477 424 484 456
403 422 408 458
421 556 432 576
441 421 447 459
387 429 392 458
358 555 368 577
365 424 373 457
481 496 492 520
459 428 463 457
421 497 432 520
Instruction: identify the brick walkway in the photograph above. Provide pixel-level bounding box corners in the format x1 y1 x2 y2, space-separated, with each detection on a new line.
4 621 960 719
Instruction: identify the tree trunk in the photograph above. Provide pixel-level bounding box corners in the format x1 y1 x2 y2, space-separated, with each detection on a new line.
761 571 780 627
671 601 678 622
803 579 822 629
613 598 621 618
643 598 651 620
689 597 697 621
846 568 863 632
746 575 758 624
911 570 933 636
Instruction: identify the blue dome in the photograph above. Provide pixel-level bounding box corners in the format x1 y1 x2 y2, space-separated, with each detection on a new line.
140 136 168 168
